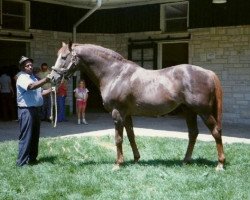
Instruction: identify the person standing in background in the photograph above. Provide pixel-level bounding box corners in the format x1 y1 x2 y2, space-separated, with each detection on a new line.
0 68 15 121
57 80 67 122
74 80 89 125
37 63 51 122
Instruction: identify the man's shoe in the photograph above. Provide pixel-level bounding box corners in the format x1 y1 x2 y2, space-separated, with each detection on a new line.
27 159 39 165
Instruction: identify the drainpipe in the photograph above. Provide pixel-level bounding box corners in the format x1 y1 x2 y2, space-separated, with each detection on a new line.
73 0 102 42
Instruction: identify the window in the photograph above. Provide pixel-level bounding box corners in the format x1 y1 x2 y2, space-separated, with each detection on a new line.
0 0 30 30
161 2 189 33
128 43 158 70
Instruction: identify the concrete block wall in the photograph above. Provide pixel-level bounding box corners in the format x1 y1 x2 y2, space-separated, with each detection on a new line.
189 26 250 124
29 30 73 112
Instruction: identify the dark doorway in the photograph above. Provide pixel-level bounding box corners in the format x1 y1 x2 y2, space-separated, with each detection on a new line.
0 40 28 78
162 42 188 68
0 41 27 68
81 73 106 113
0 40 28 120
71 67 105 114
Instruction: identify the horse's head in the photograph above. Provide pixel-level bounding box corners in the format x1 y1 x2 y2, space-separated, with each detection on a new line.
50 42 79 85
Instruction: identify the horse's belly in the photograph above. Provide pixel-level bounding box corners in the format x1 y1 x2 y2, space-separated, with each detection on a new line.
131 101 179 116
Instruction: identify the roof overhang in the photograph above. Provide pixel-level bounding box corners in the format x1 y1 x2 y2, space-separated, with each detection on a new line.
30 0 186 9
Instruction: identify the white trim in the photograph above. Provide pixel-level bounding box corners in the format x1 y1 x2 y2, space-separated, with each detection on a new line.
160 1 189 33
32 0 187 9
25 0 31 30
160 4 166 32
0 0 2 29
157 42 162 69
0 37 31 42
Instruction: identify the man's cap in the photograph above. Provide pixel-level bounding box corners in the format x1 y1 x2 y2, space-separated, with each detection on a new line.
19 56 33 68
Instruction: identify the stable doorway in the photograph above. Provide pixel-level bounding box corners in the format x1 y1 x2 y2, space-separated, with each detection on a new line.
162 42 188 68
0 40 28 120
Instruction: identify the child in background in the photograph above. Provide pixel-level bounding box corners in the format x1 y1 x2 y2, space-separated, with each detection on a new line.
74 79 89 125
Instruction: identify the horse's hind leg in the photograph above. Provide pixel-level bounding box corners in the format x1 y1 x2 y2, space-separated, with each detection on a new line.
200 114 225 170
112 109 124 165
124 115 140 163
183 110 199 164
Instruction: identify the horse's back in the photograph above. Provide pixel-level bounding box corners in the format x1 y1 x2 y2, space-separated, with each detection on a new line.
140 64 219 112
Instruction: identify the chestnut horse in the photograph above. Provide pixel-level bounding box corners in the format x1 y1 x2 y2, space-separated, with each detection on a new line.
50 42 225 170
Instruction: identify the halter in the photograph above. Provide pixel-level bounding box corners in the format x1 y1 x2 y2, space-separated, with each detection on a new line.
49 49 78 127
51 49 78 80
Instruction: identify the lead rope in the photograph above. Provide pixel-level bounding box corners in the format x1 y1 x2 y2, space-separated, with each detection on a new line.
50 85 57 128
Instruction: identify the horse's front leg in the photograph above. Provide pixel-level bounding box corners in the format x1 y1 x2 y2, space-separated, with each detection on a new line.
124 115 140 163
112 109 124 165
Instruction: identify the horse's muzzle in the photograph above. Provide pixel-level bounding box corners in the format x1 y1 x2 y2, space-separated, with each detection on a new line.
50 69 63 85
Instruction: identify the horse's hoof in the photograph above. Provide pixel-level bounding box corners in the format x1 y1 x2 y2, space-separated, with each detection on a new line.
112 164 120 171
183 159 192 165
134 156 140 163
115 160 123 165
215 164 224 171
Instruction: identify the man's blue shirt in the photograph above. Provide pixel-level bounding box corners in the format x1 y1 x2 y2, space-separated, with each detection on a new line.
16 72 43 107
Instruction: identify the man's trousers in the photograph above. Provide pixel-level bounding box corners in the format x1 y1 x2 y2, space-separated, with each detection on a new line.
17 107 41 166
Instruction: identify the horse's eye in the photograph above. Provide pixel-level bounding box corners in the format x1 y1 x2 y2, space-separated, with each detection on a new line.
61 55 67 60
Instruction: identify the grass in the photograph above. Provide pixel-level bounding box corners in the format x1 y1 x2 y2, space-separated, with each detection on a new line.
0 135 249 200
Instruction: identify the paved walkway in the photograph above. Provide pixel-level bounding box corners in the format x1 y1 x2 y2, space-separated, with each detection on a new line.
0 112 250 144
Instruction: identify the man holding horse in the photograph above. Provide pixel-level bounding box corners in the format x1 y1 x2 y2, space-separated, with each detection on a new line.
16 56 53 166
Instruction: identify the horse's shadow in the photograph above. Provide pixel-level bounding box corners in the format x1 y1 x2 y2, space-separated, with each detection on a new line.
134 158 217 168
77 157 218 169
38 156 219 168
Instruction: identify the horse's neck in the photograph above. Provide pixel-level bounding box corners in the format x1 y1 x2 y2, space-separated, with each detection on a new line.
77 46 121 86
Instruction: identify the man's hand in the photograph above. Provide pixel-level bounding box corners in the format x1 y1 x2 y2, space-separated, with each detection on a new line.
46 73 54 82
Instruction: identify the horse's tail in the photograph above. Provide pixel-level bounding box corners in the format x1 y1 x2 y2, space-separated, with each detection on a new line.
213 74 223 131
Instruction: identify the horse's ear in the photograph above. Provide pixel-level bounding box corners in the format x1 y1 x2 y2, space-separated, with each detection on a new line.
62 42 67 47
68 41 73 52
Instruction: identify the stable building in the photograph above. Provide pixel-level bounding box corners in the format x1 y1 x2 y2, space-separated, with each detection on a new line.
0 0 249 124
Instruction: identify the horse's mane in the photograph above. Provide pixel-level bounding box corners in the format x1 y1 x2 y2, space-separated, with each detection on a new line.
74 43 125 62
